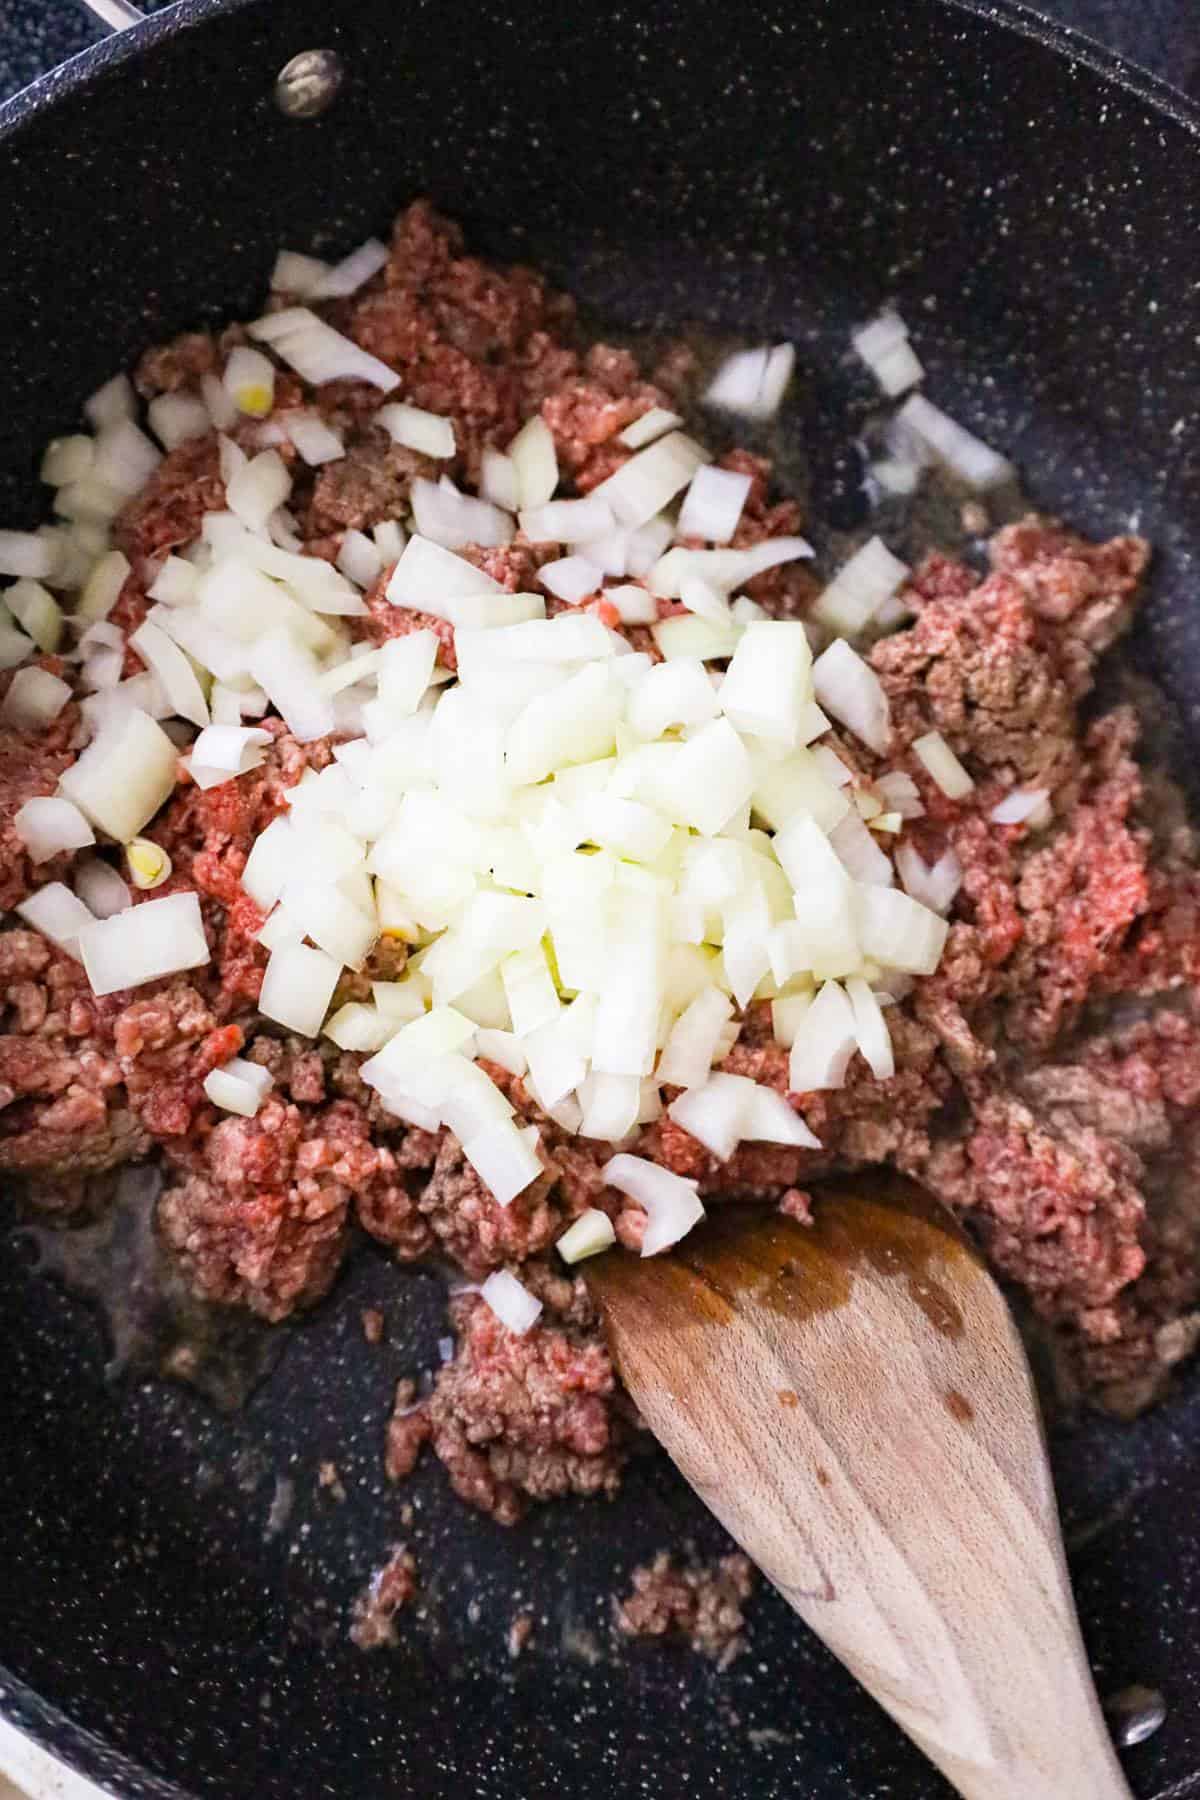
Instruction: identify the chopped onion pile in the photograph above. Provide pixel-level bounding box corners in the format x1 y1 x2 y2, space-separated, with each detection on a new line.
0 256 996 1261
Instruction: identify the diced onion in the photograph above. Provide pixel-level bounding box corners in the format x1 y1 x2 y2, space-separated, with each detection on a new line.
130 619 210 727
647 536 813 599
147 391 210 451
875 770 924 819
852 312 925 398
812 537 910 638
601 1152 705 1256
78 890 209 995
309 237 389 299
125 837 172 890
377 401 456 461
84 373 135 429
895 843 962 915
657 985 734 1089
204 1057 274 1117
720 621 812 748
854 882 948 975
520 494 615 545
335 529 384 590
288 412 346 466
16 881 97 957
59 709 179 842
223 345 277 419
912 730 974 799
556 1208 616 1264
607 584 658 626
989 786 1050 825
78 550 131 622
812 638 891 754
259 940 342 1036
227 449 291 536
480 1268 543 1334
6 579 63 652
271 249 331 295
92 420 161 499
895 394 1013 490
247 307 400 392
480 449 519 511
190 723 272 773
846 974 895 1079
539 556 601 605
788 980 859 1092
619 408 683 450
829 811 894 886
591 433 707 532
386 533 501 616
508 416 558 510
677 465 751 544
14 796 94 862
1 666 71 729
0 530 59 580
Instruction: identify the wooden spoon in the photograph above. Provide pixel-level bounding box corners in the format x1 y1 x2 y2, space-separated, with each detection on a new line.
586 1174 1133 1800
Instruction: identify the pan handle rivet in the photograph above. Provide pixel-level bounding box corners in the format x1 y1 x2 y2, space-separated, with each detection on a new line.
1103 1684 1167 1748
274 49 345 119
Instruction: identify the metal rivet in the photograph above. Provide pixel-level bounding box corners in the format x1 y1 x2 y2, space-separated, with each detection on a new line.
274 49 345 120
1104 1685 1167 1749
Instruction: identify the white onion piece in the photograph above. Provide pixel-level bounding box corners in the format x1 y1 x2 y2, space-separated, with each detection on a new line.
788 979 859 1092
989 786 1050 825
619 408 683 450
78 550 132 622
875 770 924 818
591 432 707 531
271 249 330 295
247 630 336 742
14 796 94 861
376 400 455 460
0 619 34 669
657 985 733 1089
221 346 276 419
16 881 96 957
277 879 377 970
361 1005 476 1083
852 312 925 398
678 576 732 625
508 416 558 510
539 556 601 605
84 372 135 430
287 412 345 466
1 667 71 729
199 371 237 432
309 236 388 298
190 724 271 772
519 494 615 544
812 638 891 754
258 940 342 1036
775 812 862 979
846 974 895 1080
523 1000 592 1111
148 556 199 606
376 629 438 717
204 1058 274 1117
770 988 813 1049
677 465 751 544
335 528 384 590
386 533 501 616
751 749 850 836
0 531 59 580
601 1152 704 1256
578 1072 642 1142
323 1002 397 1053
607 584 657 625
647 536 813 598
719 621 812 749
662 719 754 837
557 1209 616 1264
813 537 910 638
479 449 519 512
227 449 291 535
480 1268 543 1334
462 1119 544 1208
474 1027 528 1077
457 613 611 670
704 343 794 419
373 519 407 564
130 620 210 728
6 580 62 653
501 944 560 1037
79 891 209 996
854 882 948 974
59 710 178 841
828 811 894 886
92 420 161 499
247 307 399 392
895 843 962 915
912 730 974 799
506 662 619 787
42 435 95 488
895 394 1012 490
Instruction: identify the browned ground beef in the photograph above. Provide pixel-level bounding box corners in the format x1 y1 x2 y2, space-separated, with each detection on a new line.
6 200 1200 1651
614 1551 757 1665
348 1545 418 1651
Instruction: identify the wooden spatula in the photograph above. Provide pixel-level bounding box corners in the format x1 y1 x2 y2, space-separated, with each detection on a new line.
586 1174 1133 1800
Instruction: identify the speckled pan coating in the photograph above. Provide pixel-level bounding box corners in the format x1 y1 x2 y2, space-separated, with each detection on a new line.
1 3 1200 1798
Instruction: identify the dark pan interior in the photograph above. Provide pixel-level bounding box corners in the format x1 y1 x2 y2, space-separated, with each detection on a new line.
2 1 1200 1795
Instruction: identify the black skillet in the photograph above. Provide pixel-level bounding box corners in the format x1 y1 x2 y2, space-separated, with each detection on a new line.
1 1 1199 1795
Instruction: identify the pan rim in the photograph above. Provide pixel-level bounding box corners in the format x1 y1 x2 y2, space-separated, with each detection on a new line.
0 1 1197 1797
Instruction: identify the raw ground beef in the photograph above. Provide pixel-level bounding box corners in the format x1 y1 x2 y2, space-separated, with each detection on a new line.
613 1552 757 1666
348 1545 418 1651
7 200 1200 1659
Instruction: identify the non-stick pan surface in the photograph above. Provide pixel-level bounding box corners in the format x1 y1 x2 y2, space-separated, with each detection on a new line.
2 2 1200 1795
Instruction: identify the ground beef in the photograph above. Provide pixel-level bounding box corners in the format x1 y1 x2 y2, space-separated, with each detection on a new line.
134 331 218 398
348 1546 417 1650
407 1284 626 1524
302 434 438 537
614 1552 757 1665
0 706 79 912
114 433 225 563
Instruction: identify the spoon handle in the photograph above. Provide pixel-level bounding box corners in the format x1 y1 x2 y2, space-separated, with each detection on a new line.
592 1198 1133 1800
